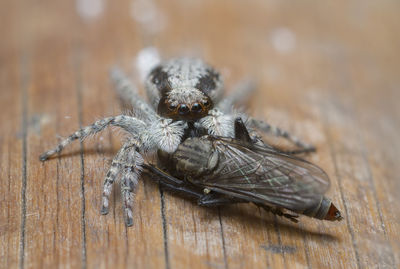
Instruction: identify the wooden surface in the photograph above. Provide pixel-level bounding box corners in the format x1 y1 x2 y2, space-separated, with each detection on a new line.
1 0 399 268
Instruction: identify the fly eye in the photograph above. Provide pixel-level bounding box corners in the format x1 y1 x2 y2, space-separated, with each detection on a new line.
168 103 177 111
191 103 202 113
178 104 190 115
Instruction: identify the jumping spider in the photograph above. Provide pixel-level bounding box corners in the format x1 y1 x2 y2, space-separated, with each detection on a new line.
40 58 315 226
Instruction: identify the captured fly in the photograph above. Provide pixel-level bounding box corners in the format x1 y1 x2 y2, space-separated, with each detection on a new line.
146 118 343 222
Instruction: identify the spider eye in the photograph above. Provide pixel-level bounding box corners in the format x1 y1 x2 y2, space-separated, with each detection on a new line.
168 103 177 111
202 100 210 107
191 103 202 113
178 104 190 115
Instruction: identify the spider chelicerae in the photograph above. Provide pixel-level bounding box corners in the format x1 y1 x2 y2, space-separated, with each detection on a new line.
40 58 315 226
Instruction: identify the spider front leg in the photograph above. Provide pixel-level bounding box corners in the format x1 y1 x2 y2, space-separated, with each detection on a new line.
198 109 235 137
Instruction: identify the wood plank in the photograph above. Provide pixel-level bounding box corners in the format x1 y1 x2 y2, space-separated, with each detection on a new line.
76 2 167 268
1 0 400 268
22 0 86 263
24 40 85 268
0 49 23 269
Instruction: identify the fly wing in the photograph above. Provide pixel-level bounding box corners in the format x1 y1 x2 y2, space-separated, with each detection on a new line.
190 138 330 212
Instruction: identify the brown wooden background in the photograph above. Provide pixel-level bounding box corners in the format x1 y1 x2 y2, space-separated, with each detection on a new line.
1 0 399 268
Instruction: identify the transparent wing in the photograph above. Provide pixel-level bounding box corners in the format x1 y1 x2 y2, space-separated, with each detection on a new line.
190 138 330 212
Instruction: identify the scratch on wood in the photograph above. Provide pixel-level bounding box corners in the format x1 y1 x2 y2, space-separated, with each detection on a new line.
218 209 228 269
18 53 29 269
74 47 87 269
55 160 60 267
159 187 170 269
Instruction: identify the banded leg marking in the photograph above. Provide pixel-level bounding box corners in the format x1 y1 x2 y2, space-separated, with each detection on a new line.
39 115 145 161
248 118 316 153
120 147 143 227
110 67 158 121
100 143 131 215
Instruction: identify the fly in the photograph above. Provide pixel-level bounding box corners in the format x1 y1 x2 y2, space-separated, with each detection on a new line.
145 118 343 223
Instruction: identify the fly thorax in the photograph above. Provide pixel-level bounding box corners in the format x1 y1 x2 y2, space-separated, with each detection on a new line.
173 137 219 176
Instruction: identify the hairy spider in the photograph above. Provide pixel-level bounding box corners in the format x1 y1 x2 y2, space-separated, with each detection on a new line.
40 58 315 226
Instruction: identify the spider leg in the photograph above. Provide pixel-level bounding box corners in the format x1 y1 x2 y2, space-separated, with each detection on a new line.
217 79 256 113
100 157 121 215
198 108 235 137
39 115 146 161
199 78 257 137
110 67 158 122
119 143 143 227
101 141 133 215
248 118 316 154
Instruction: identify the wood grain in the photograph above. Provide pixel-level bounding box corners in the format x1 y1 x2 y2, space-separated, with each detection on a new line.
1 0 399 268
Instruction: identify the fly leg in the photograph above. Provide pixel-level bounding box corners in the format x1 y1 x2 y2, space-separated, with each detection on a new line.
144 164 250 205
143 164 205 199
234 117 267 147
197 192 248 206
159 180 205 200
254 203 299 223
145 163 300 221
199 193 300 222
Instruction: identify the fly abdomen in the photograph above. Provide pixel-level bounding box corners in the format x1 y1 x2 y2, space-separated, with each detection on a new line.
303 196 343 221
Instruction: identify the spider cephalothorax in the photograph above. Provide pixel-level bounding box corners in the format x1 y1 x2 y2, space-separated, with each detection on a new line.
147 58 219 121
40 57 315 226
